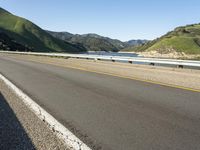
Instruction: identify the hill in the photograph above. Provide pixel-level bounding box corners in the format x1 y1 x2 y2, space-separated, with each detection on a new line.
0 7 85 52
0 31 31 51
47 31 129 52
47 31 149 52
123 24 200 54
125 39 148 46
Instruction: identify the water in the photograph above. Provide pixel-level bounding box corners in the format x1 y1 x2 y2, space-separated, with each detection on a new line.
85 51 148 65
85 51 139 57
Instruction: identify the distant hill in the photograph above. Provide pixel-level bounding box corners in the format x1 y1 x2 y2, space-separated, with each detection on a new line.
123 24 200 54
125 39 148 46
0 7 85 52
47 31 129 52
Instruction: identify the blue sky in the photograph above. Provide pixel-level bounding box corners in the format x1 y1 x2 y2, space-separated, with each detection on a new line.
0 0 200 41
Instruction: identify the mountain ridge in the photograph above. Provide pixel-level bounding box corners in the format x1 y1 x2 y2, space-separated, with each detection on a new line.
47 30 148 52
47 31 126 52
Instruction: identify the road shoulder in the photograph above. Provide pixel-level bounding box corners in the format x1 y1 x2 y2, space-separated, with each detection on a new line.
0 79 69 150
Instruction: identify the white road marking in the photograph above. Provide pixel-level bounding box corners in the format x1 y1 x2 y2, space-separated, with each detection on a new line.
0 73 91 150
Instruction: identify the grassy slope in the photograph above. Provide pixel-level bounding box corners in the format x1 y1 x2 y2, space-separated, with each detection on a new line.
70 36 120 52
0 32 31 51
47 31 127 52
123 24 200 54
0 7 84 52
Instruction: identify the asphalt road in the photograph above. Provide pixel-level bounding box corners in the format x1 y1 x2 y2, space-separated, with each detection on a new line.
0 55 200 150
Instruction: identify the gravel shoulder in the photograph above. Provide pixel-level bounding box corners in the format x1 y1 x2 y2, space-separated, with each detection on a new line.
0 79 69 150
1 53 200 90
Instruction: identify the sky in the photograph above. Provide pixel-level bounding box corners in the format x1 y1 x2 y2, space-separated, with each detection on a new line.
0 0 200 41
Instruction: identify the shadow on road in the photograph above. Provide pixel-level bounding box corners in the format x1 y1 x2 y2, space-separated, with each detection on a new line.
0 92 35 150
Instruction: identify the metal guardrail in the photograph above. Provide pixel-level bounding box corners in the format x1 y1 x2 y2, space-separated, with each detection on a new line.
0 51 200 68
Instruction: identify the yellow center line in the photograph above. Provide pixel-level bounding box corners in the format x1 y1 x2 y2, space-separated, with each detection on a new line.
8 56 200 93
62 65 200 93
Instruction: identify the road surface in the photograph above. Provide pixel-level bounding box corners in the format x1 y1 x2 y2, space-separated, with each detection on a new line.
0 55 200 150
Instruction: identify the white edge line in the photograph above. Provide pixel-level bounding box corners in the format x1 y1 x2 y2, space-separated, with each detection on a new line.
0 73 91 150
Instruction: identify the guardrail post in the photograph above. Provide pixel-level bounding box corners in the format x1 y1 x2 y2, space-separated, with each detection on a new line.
177 65 183 68
150 63 155 66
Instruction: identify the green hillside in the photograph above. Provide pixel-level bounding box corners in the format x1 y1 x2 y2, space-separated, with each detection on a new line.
47 31 128 52
48 31 148 52
0 31 31 51
0 7 86 52
123 24 200 54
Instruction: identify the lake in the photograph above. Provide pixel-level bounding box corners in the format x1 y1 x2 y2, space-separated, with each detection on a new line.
85 51 139 57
